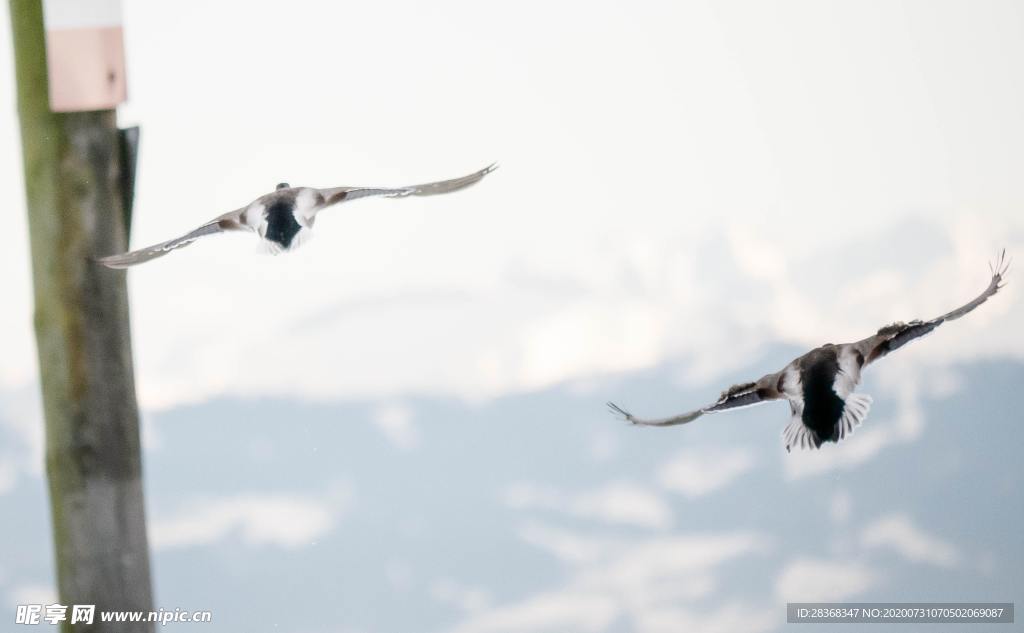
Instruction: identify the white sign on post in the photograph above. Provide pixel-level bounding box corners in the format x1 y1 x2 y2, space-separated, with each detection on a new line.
42 0 126 112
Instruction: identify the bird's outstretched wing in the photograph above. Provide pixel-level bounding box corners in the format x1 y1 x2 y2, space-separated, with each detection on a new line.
856 250 1011 365
314 163 498 209
96 209 248 269
608 372 783 427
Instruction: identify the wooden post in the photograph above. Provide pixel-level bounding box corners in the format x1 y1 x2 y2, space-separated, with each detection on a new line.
9 1 154 631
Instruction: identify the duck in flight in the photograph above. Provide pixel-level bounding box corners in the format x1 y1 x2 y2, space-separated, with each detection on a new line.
608 251 1011 452
97 163 497 268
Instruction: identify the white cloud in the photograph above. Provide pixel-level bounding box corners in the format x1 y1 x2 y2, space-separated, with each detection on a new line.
634 603 776 633
449 590 618 633
860 514 960 568
572 483 672 530
431 578 491 613
150 485 351 550
452 530 767 633
527 529 765 610
517 522 621 565
372 403 419 450
925 366 964 400
577 533 765 596
516 298 670 392
657 447 755 497
506 481 672 530
775 559 874 602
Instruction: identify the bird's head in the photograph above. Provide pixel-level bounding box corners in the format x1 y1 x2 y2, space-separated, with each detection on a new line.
276 182 291 190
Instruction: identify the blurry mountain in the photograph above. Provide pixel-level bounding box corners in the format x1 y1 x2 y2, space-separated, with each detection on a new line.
1 349 1020 632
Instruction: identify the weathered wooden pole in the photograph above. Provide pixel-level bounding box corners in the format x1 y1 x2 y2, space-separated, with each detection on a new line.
8 0 154 631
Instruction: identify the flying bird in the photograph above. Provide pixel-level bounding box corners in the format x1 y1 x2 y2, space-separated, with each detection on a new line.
608 251 1011 452
97 163 497 268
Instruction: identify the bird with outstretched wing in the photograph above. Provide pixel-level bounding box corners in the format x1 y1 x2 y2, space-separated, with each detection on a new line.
97 163 497 268
608 251 1011 452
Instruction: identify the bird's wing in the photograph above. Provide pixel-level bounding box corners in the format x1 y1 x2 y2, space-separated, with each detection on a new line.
608 371 783 427
313 163 497 209
833 344 865 397
855 250 1010 365
96 208 248 269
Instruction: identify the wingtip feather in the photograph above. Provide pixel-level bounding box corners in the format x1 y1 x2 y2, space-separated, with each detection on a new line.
606 401 633 423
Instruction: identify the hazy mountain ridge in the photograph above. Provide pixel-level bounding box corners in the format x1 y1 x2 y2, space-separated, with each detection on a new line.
1 353 1020 632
